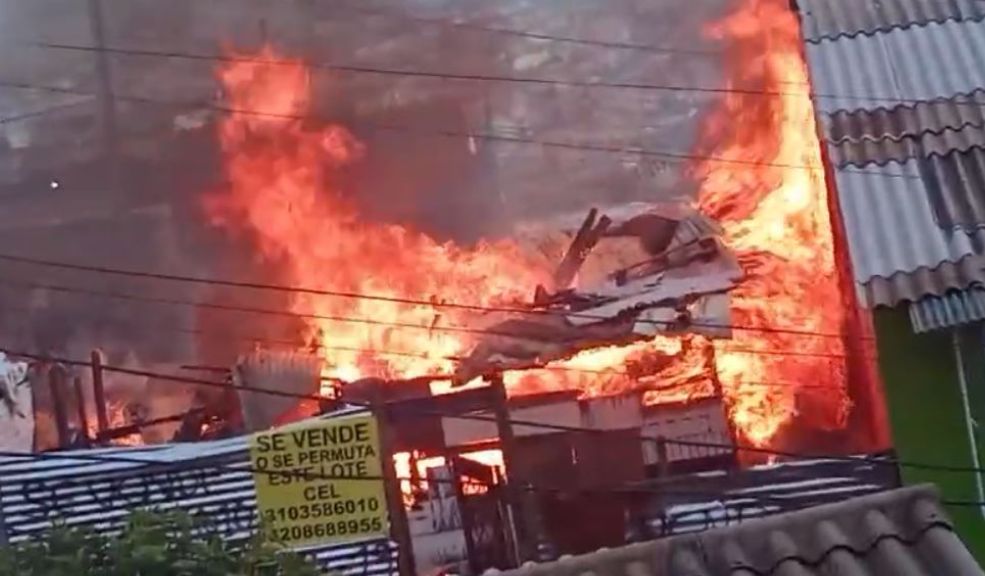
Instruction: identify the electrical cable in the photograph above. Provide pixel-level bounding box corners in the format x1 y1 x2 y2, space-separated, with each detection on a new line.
0 97 93 125
1 345 981 477
0 275 874 363
22 40 985 112
319 1 720 57
0 254 869 341
0 78 925 182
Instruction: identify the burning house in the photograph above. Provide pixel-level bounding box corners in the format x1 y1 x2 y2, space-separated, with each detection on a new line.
0 0 909 570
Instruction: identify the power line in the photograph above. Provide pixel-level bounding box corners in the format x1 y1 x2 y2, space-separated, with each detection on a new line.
0 274 872 359
0 278 868 378
1 345 979 477
0 270 873 361
0 280 856 383
25 40 985 112
324 1 720 58
0 292 631 379
0 97 93 125
0 77 924 183
0 253 867 341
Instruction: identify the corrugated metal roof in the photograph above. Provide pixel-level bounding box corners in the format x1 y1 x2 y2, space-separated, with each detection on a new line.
829 129 985 167
922 147 985 229
909 287 985 332
798 0 985 42
863 255 985 308
799 0 985 310
806 18 985 116
833 160 985 276
826 91 985 143
503 485 984 576
0 410 400 575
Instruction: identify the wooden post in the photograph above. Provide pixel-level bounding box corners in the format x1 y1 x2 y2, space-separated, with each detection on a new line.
656 436 669 478
489 374 537 564
73 377 90 446
90 350 109 441
374 394 417 576
48 365 71 449
449 457 481 575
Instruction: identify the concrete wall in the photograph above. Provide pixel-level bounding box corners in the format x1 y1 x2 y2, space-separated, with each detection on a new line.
873 306 985 561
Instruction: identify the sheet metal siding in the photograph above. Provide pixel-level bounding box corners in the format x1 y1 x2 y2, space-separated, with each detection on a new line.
806 19 985 116
0 434 398 575
832 159 985 281
798 0 985 42
909 288 985 332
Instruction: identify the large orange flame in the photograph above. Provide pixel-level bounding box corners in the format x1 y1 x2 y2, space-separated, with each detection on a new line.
206 0 852 450
693 0 851 444
207 47 550 385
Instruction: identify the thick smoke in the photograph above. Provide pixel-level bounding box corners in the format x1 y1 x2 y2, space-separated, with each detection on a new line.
0 0 727 442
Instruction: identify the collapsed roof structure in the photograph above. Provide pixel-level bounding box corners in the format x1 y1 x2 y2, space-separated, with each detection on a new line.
455 203 742 386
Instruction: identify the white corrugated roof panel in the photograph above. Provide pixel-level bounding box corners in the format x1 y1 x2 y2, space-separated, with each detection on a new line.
806 18 985 115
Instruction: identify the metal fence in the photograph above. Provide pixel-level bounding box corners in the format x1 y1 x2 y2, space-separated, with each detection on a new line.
0 422 398 575
638 451 901 537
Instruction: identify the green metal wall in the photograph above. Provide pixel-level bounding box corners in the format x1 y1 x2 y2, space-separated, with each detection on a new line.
873 306 985 561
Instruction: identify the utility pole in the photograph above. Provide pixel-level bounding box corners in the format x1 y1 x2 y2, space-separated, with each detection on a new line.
86 0 120 196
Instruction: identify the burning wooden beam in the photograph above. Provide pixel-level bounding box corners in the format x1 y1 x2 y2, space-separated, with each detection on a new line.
552 208 611 292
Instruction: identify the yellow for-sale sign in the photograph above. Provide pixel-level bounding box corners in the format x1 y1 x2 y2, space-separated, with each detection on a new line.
250 412 388 547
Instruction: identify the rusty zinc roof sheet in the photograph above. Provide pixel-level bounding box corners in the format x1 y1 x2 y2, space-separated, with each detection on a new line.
500 485 984 576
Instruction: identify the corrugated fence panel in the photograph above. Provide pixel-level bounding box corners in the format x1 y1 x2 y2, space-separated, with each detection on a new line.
640 453 900 537
0 427 398 575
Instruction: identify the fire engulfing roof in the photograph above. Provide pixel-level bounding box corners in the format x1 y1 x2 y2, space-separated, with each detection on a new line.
796 0 985 321
453 204 741 383
499 484 984 576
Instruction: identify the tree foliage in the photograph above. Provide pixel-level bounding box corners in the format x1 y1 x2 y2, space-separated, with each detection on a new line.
0 509 323 575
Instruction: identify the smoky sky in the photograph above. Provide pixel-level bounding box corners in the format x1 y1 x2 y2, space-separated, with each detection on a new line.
0 0 728 368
